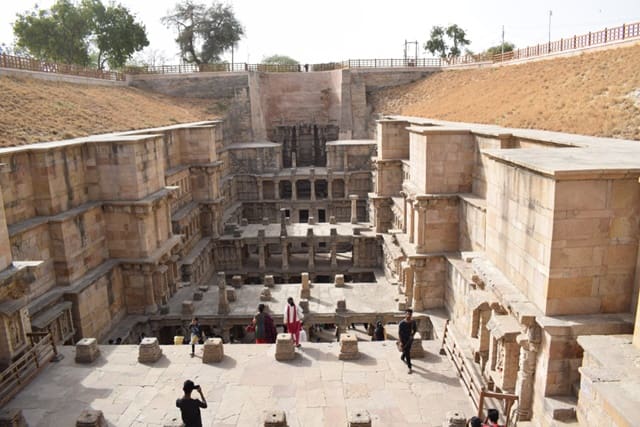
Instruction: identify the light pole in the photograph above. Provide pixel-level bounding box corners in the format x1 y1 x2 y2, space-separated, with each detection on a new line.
548 10 552 49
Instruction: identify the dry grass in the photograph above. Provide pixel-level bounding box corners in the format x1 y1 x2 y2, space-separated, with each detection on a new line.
0 75 215 147
371 42 640 140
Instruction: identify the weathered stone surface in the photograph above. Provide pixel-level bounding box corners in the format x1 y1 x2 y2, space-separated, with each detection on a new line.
181 300 194 315
231 275 243 288
264 275 275 287
336 300 347 312
227 288 237 302
442 410 466 427
260 287 272 301
75 338 100 364
202 338 224 363
192 292 203 301
335 274 345 287
138 337 162 363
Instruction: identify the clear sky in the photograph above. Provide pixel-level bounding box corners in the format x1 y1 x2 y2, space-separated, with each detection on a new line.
1 0 640 65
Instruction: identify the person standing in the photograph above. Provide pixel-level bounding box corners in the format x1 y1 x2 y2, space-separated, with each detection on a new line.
189 318 202 357
398 308 417 373
176 379 207 427
373 321 386 341
284 297 303 347
253 303 276 344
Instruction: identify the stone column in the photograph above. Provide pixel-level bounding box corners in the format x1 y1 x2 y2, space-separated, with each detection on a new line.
310 180 316 201
292 180 297 201
328 178 333 200
258 229 266 269
408 200 415 243
307 228 315 269
280 208 288 237
274 180 280 200
416 205 426 252
258 179 264 201
217 272 229 314
402 193 408 233
409 258 424 311
300 272 311 299
330 243 338 268
281 239 289 270
515 325 540 421
403 262 414 306
349 194 358 224
143 265 157 314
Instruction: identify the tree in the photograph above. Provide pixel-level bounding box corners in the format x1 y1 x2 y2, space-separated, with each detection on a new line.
12 0 148 69
261 54 299 65
162 1 244 65
484 42 516 57
424 24 471 59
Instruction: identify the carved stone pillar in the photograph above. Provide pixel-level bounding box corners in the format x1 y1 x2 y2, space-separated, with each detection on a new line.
307 228 315 269
274 179 280 200
143 265 158 314
408 200 415 243
402 262 414 306
327 177 333 200
515 325 540 421
416 205 427 253
310 179 316 201
349 194 358 224
258 229 266 270
292 180 297 201
258 179 263 201
217 272 229 314
402 193 408 233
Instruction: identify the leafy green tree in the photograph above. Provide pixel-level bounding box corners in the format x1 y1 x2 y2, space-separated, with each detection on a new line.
424 26 447 58
424 24 471 59
162 1 244 65
12 0 148 69
484 42 516 57
262 54 299 65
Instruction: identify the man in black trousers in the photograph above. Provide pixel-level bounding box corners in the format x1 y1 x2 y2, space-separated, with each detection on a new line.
398 308 417 374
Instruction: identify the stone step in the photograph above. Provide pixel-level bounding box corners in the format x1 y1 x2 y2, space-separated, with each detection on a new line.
544 396 577 422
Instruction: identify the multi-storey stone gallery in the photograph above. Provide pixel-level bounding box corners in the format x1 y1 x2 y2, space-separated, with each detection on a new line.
0 59 639 426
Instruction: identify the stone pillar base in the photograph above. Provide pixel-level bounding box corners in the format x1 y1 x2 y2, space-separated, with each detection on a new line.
339 333 360 360
202 338 224 363
442 410 466 427
348 409 371 427
263 410 287 426
275 333 295 361
75 338 100 364
138 337 162 363
76 410 106 427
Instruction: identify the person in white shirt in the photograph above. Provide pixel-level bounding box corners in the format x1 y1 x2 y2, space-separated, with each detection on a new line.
299 321 308 343
283 297 303 347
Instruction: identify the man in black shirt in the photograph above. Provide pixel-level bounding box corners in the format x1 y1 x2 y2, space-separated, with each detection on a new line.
398 308 417 374
176 379 207 427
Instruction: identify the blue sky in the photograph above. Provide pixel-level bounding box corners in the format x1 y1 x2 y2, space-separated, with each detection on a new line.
2 0 639 64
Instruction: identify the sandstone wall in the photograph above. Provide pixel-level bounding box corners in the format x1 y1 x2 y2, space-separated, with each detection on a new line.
472 136 504 198
459 197 486 251
9 222 56 299
376 120 410 160
0 152 37 224
0 189 11 270
548 178 640 315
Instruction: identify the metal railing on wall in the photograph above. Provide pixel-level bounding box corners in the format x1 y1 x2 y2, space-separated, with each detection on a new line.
1 21 639 79
0 53 125 81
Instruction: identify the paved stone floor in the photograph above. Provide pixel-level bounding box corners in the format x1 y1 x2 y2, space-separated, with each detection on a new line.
6 340 474 426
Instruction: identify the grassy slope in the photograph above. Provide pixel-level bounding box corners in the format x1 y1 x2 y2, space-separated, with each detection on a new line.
371 42 640 140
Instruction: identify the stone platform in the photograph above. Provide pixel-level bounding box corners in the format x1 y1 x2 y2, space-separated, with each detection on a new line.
4 340 473 427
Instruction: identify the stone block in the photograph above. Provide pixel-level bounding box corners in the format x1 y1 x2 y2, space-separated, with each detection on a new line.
410 339 425 358
262 217 270 226
76 410 106 427
227 288 236 302
240 218 248 226
182 300 194 315
198 285 209 292
329 216 337 224
264 275 275 287
202 338 224 363
159 305 170 315
335 274 345 287
442 410 466 427
0 408 27 427
348 409 371 427
308 216 316 225
339 333 360 360
231 275 243 288
397 295 407 311
193 292 203 301
233 230 242 237
336 299 347 312
260 287 272 301
75 338 100 364
275 333 295 361
138 337 162 363
263 410 287 427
